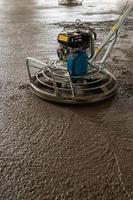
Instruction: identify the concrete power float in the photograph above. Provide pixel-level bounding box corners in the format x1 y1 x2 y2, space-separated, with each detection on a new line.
26 1 133 104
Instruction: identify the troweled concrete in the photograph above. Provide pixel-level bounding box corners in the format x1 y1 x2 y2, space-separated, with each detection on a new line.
0 0 133 199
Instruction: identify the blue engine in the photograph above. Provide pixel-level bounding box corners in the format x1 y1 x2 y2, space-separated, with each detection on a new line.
67 51 89 76
57 28 96 77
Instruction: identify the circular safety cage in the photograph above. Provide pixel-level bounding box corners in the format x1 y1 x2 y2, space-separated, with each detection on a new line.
26 57 117 104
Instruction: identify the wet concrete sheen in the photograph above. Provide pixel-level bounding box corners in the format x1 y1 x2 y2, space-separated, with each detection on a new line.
0 0 133 199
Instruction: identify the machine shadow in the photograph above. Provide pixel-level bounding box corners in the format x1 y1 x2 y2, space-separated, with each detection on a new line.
48 93 118 111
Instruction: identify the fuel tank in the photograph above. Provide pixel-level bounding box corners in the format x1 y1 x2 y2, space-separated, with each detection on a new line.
67 51 89 76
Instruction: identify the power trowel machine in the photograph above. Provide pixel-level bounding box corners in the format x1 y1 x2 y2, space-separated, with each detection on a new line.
58 0 82 6
26 1 133 104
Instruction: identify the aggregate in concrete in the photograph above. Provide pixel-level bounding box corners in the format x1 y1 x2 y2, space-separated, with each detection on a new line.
0 0 133 199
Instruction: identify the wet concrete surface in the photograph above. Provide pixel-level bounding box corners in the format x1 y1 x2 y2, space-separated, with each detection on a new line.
0 0 133 199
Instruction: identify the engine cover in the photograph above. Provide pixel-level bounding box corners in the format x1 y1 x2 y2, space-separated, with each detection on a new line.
58 31 92 49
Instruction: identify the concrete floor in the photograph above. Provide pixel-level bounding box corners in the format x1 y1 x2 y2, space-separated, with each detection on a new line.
0 0 133 199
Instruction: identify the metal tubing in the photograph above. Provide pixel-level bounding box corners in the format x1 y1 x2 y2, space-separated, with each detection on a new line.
91 2 133 63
